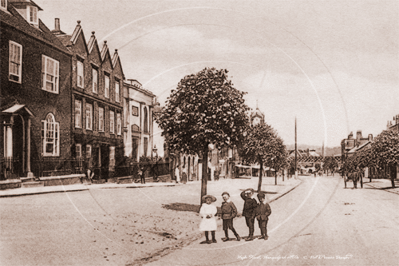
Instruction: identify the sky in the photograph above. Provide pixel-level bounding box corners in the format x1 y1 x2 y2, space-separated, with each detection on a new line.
36 0 398 148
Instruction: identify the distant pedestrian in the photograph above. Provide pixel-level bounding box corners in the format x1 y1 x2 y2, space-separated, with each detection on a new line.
85 168 94 184
182 171 187 184
139 166 146 184
255 192 272 240
220 192 241 241
240 188 258 241
175 167 180 183
199 195 218 244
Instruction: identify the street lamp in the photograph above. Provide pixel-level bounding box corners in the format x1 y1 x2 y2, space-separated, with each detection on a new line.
152 145 159 182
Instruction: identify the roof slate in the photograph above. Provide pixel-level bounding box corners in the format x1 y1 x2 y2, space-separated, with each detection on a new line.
1 5 71 55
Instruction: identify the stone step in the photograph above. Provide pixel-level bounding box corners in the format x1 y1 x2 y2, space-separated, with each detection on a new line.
21 181 44 188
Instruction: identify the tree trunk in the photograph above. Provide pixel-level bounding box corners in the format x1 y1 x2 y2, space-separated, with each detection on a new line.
390 163 396 188
201 146 209 206
258 157 263 192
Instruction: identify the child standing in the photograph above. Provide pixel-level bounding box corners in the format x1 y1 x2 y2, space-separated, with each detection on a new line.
240 188 258 241
255 192 272 240
199 195 218 244
221 192 241 241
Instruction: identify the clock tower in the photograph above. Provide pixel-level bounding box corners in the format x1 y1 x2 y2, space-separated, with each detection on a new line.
250 100 265 126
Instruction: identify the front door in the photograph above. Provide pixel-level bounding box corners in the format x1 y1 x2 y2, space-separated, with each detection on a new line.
12 115 24 177
100 145 109 181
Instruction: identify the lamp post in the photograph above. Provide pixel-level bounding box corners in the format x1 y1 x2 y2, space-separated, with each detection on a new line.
152 145 158 181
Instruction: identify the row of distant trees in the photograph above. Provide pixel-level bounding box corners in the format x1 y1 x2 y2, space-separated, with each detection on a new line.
341 129 398 188
156 67 291 204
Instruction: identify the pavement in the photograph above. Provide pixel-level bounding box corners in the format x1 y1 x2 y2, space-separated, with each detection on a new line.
0 179 178 198
362 177 399 195
0 174 303 199
1 174 398 198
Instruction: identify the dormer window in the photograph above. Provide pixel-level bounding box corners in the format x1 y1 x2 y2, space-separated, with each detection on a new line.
28 5 38 25
1 0 7 11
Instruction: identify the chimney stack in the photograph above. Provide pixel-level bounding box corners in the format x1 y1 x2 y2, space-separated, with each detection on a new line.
368 134 373 141
356 130 362 142
55 18 60 31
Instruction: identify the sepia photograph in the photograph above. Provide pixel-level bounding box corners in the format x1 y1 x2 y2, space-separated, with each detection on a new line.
1 0 398 265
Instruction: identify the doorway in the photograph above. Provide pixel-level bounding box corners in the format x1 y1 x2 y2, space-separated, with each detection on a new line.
100 145 109 181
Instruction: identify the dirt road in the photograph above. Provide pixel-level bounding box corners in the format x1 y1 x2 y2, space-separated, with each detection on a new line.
0 176 299 265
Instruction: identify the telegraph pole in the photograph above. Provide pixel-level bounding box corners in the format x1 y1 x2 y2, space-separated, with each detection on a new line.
295 117 297 178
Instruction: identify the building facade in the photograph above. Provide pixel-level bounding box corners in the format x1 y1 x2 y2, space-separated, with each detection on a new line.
341 130 373 158
54 20 124 181
1 0 73 180
387 114 399 132
123 79 156 161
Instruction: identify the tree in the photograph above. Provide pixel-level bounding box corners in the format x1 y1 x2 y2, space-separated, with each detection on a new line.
240 123 286 191
371 129 399 187
270 137 288 185
156 68 249 204
326 157 338 175
315 163 321 172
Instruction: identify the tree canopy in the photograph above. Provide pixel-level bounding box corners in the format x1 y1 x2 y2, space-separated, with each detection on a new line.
342 128 398 187
156 68 249 153
156 67 250 202
323 156 338 175
372 129 399 166
240 123 287 190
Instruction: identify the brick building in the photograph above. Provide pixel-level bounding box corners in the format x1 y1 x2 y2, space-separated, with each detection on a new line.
387 114 399 132
53 20 124 181
1 0 73 180
341 130 373 158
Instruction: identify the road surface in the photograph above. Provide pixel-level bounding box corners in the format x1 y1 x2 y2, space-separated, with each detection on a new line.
146 175 399 266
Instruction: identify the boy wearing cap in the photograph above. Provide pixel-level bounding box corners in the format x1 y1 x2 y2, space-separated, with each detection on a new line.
221 192 241 241
255 192 272 240
240 189 258 241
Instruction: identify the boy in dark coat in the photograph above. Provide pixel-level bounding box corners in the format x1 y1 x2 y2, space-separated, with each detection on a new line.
240 188 258 241
220 192 241 241
255 192 272 240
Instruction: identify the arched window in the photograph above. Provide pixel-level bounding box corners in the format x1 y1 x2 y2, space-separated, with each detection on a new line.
42 113 59 156
144 107 148 134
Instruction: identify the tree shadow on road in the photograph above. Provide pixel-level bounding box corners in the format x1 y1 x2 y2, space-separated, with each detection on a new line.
163 203 226 215
162 203 201 213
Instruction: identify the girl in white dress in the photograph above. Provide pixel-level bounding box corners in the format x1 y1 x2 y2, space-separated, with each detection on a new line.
199 195 218 244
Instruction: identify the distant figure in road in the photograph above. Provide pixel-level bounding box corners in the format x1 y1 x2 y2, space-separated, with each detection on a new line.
199 195 218 244
255 192 272 240
240 188 258 241
344 171 359 189
220 192 241 242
